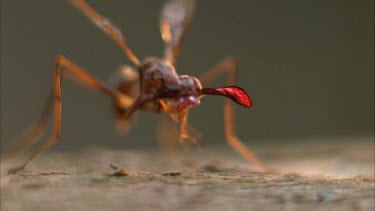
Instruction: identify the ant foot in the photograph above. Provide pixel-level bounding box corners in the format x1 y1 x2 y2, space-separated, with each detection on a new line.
178 135 188 146
8 165 27 175
178 133 199 147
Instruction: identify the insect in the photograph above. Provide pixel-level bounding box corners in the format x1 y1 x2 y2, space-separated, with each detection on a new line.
7 0 265 174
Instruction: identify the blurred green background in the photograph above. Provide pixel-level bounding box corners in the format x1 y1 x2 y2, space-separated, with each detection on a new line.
1 0 374 151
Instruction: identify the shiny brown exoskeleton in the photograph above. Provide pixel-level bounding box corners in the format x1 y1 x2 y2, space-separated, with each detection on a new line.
6 0 265 174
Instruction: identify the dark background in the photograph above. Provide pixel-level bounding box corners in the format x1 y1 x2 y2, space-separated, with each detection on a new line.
1 0 374 151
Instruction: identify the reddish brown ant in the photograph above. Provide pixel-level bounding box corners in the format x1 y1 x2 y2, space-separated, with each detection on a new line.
7 0 265 174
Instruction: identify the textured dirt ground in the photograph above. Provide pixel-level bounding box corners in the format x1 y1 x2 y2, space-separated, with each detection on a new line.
1 137 374 211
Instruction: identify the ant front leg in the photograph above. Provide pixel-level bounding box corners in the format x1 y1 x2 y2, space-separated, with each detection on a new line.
8 56 130 174
199 57 265 168
158 101 201 147
177 112 202 148
177 107 191 146
178 108 201 148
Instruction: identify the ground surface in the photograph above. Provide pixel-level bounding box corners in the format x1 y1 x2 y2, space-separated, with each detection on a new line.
1 137 374 211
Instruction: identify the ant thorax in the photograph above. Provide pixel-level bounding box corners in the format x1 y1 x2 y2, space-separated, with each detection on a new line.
139 57 179 94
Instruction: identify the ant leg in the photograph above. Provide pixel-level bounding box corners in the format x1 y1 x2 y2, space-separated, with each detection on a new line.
158 101 202 147
8 56 131 174
69 0 140 66
2 93 54 159
199 57 265 168
160 0 196 65
178 108 189 145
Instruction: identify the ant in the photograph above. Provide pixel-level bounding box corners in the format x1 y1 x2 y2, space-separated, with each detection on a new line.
6 0 265 174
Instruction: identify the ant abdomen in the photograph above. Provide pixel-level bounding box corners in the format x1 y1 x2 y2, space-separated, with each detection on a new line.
107 66 140 134
108 65 139 99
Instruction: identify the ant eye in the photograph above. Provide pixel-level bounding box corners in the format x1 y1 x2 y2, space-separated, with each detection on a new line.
166 84 179 91
202 86 252 108
158 85 180 98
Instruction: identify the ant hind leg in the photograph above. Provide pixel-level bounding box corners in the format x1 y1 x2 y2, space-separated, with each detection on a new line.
7 56 127 174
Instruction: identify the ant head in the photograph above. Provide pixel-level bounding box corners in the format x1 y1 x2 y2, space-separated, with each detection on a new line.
139 58 252 109
174 75 202 107
157 75 202 107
